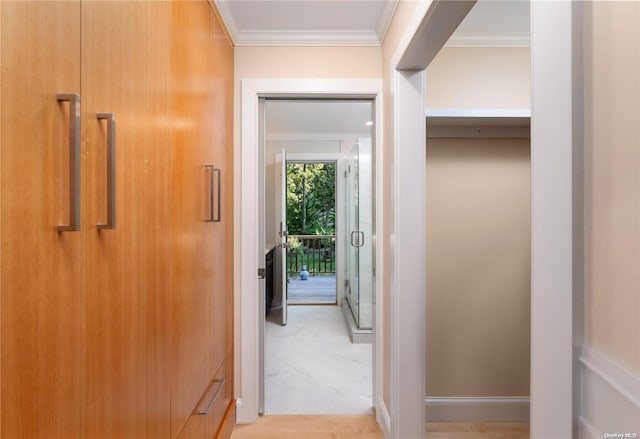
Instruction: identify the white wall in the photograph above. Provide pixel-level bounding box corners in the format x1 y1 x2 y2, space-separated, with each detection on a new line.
380 0 421 411
234 46 381 405
581 1 640 436
425 137 531 398
426 47 530 109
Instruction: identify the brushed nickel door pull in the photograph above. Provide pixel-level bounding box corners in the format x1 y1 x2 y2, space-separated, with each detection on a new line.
213 167 222 223
194 378 225 416
203 164 215 222
56 93 81 232
96 113 116 230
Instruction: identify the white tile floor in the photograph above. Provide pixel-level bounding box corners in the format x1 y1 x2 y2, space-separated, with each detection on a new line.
265 305 373 415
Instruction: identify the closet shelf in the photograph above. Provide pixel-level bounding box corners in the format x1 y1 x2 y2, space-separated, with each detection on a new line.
426 108 530 127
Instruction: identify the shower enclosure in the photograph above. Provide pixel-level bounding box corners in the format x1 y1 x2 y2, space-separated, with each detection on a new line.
344 137 373 330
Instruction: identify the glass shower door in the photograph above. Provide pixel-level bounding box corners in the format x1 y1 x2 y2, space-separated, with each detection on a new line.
345 139 372 330
345 141 360 325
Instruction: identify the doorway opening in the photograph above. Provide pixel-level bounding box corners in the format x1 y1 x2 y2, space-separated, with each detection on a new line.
423 0 532 432
286 161 337 305
261 98 375 415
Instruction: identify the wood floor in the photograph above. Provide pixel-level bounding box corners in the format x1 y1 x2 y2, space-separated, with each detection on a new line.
231 415 383 439
425 422 530 438
231 416 530 439
288 275 337 304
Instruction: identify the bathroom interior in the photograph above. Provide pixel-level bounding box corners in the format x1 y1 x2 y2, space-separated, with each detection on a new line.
261 99 376 414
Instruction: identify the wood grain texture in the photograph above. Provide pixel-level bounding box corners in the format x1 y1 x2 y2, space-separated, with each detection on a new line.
1 2 234 438
216 400 237 439
208 0 235 383
1 2 85 438
425 422 529 438
233 418 529 439
170 1 222 437
83 2 172 437
232 415 384 439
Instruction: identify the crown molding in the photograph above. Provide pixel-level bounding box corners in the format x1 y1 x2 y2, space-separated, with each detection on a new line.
213 0 240 44
234 30 381 47
376 0 399 43
446 31 531 48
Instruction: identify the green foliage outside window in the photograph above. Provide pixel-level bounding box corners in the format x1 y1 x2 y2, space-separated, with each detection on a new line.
286 162 336 235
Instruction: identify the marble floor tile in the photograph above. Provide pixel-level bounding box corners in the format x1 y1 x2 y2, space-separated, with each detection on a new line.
265 306 373 415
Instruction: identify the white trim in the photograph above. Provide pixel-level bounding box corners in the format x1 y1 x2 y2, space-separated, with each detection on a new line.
390 1 581 438
375 0 400 44
386 2 472 437
424 397 530 423
214 0 398 47
396 0 476 70
280 152 342 162
233 30 381 47
341 301 373 344
390 68 427 439
280 151 345 306
377 397 392 439
426 125 530 139
425 109 531 135
532 0 588 435
236 79 384 424
580 346 640 407
389 0 435 70
530 2 579 437
425 108 531 118
212 0 239 44
580 346 640 436
579 416 602 439
445 32 531 48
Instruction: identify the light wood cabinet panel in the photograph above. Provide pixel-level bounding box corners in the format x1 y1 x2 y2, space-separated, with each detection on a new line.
177 352 234 439
209 4 235 379
0 2 85 438
1 2 234 438
82 2 171 437
170 2 219 437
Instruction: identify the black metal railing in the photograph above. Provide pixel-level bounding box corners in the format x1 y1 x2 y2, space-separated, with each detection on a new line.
287 235 336 276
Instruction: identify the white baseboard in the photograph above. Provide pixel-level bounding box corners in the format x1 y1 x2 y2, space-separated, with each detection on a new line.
425 397 530 423
377 398 391 438
579 416 602 439
580 346 640 437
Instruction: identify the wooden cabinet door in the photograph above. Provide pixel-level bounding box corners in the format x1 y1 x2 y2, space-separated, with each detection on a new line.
82 2 171 437
1 2 86 438
208 5 235 379
170 2 218 437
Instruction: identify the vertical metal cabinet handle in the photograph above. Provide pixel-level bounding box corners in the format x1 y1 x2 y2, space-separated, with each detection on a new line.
202 164 215 222
213 167 222 222
350 231 357 247
96 113 116 230
56 93 81 232
358 231 365 247
202 165 222 223
194 378 225 416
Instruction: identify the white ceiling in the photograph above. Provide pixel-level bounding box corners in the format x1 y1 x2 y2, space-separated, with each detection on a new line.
229 1 530 137
449 0 530 47
215 0 398 46
265 100 373 139
214 0 530 47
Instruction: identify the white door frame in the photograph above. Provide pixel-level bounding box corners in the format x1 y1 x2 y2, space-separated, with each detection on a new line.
236 2 580 434
388 0 580 437
235 79 383 423
278 153 345 305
